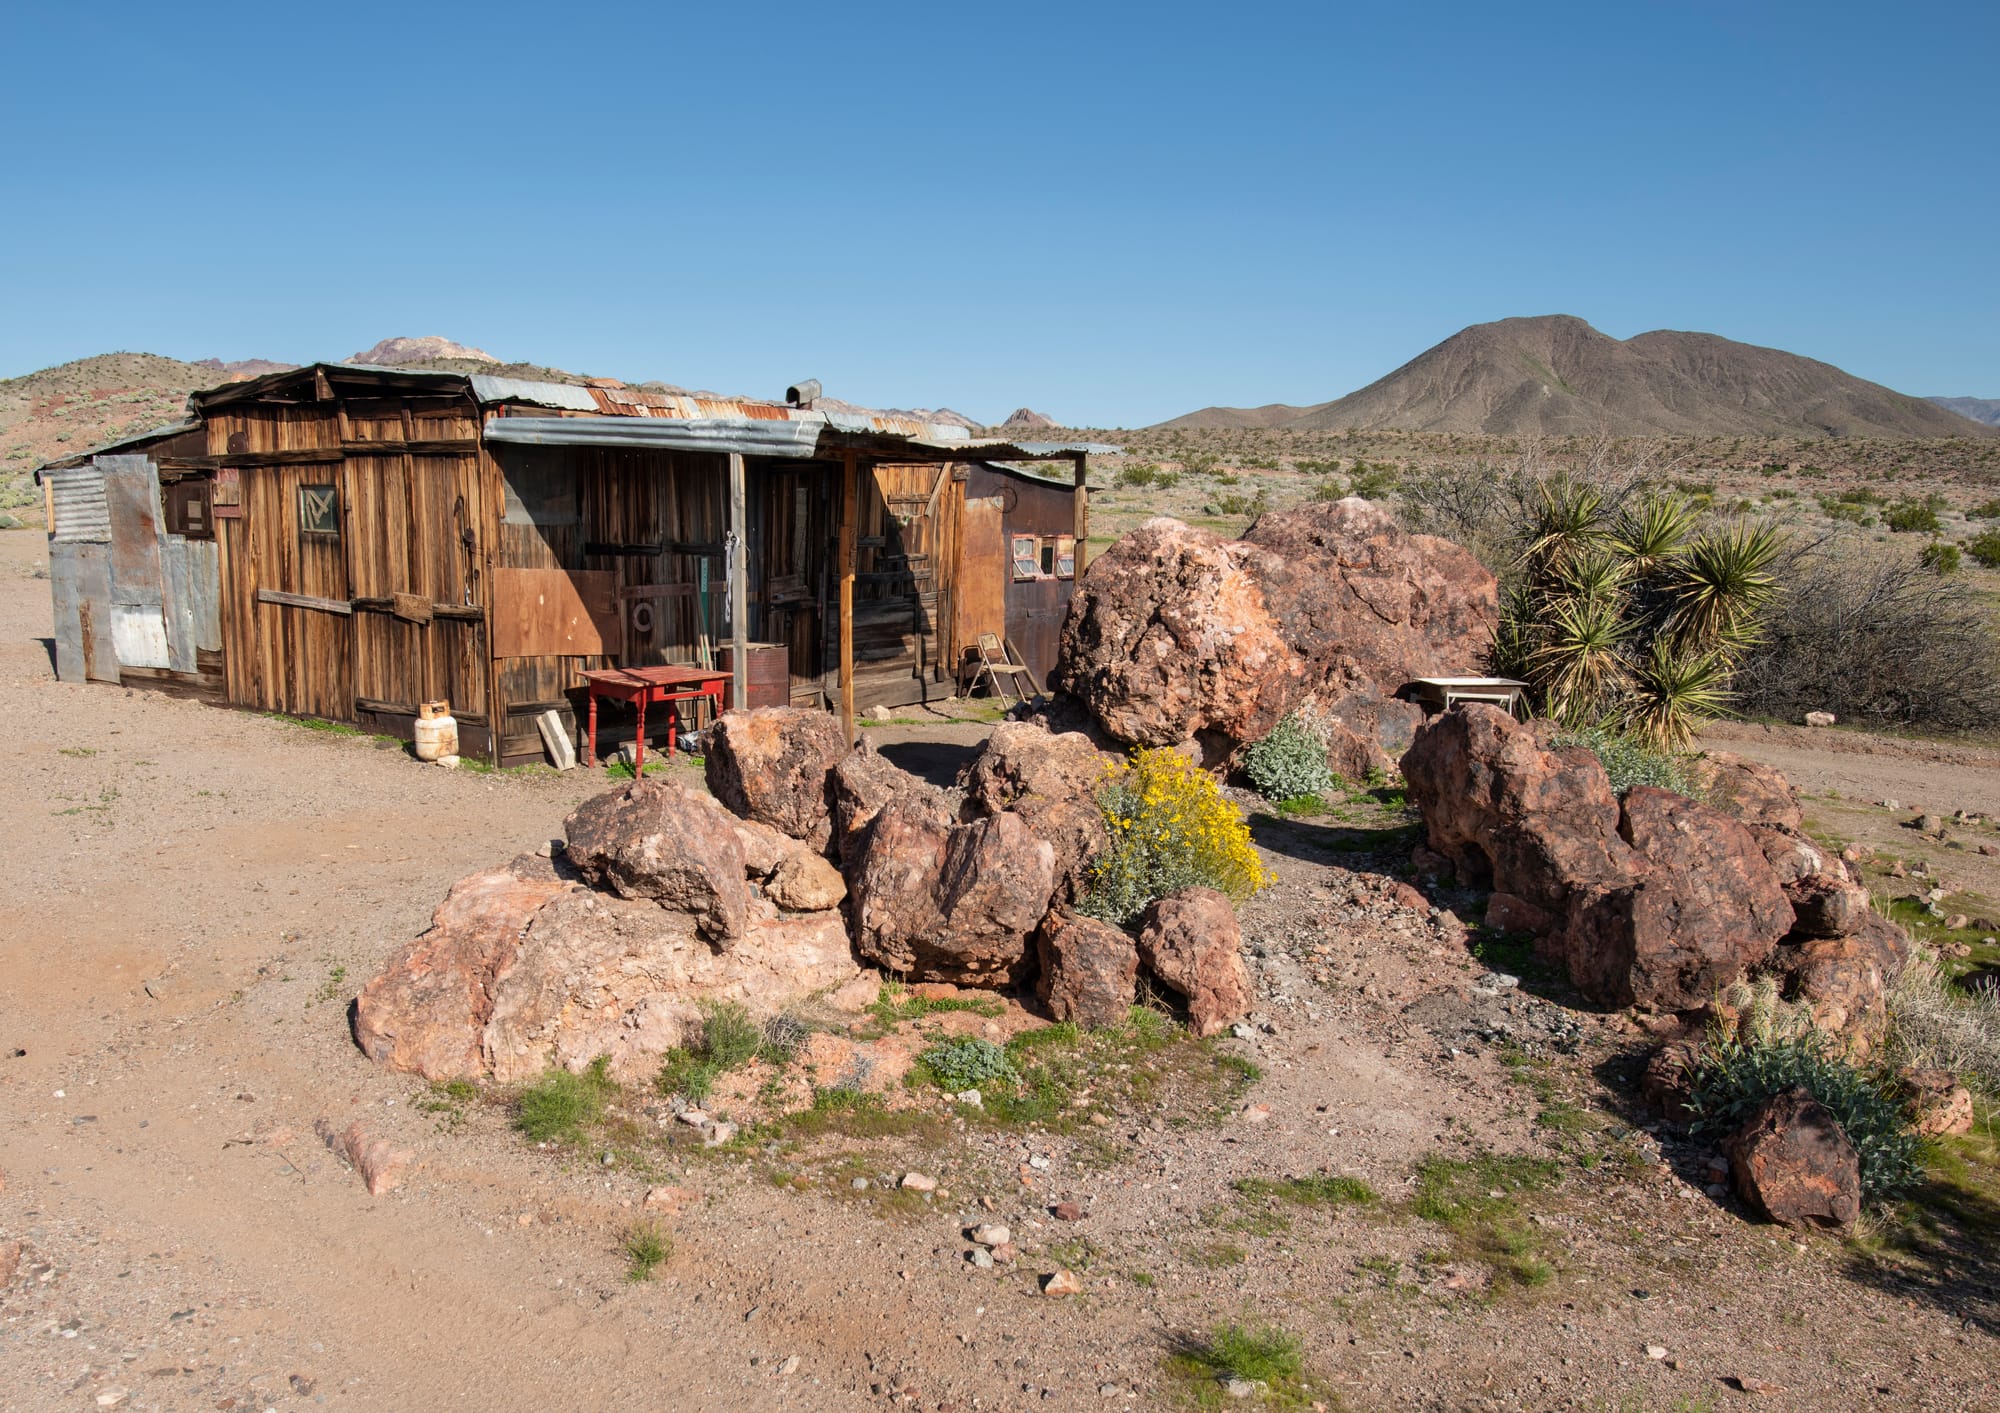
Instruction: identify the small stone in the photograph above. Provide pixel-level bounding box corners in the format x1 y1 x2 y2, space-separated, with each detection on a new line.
969 1223 1011 1248
1943 914 1969 931
1646 1345 1668 1361
677 1109 710 1127
1803 711 1836 728
1880 799 1900 812
901 1172 937 1192
288 1375 316 1396
644 1184 696 1214
852 1177 871 1191
958 1089 984 1108
1041 1269 1082 1296
1028 1154 1052 1170
990 1242 1018 1264
1052 1201 1084 1221
777 1355 800 1376
1230 1022 1256 1040
968 1247 995 1269
1240 1103 1272 1124
1221 1376 1258 1398
704 1121 738 1147
94 1389 128 1408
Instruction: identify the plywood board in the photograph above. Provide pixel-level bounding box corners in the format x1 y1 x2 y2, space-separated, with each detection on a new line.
956 496 1006 651
492 568 618 658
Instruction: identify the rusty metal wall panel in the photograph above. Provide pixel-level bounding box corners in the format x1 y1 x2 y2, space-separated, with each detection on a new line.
50 541 119 684
100 456 171 669
162 537 222 670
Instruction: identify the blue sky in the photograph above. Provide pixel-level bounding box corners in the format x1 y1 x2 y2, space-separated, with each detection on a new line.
2 1 1993 426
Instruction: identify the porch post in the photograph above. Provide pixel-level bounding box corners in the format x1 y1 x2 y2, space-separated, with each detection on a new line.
728 453 749 710
1072 453 1089 576
839 450 858 744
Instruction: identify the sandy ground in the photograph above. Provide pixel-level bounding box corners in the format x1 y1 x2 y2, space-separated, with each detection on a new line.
1 528 1995 1412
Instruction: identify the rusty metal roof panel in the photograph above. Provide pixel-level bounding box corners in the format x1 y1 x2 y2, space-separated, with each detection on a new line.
481 414 823 458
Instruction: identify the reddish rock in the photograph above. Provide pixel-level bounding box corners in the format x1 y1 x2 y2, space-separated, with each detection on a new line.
1050 501 1495 766
1724 1086 1862 1231
351 861 577 1081
1485 892 1555 937
1748 825 1833 889
1895 1068 1976 1137
958 722 1111 895
314 1118 413 1197
1703 751 1805 831
1385 880 1431 914
1773 913 1911 1055
1640 1039 1701 1123
731 817 808 879
1135 887 1251 1037
704 707 847 848
1563 787 1794 1010
1784 872 1873 940
563 779 748 944
829 740 932 865
1402 704 1641 921
845 796 1056 986
0 1239 20 1288
1035 908 1139 1029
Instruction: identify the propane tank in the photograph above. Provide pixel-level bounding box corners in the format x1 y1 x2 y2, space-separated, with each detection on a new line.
413 699 459 763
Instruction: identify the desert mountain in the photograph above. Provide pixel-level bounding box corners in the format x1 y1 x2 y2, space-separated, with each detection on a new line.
998 407 1057 431
194 356 298 378
1930 396 2000 428
1162 315 1987 439
348 335 499 366
0 353 230 492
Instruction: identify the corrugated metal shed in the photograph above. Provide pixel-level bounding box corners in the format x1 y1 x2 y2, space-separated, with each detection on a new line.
481 412 1116 463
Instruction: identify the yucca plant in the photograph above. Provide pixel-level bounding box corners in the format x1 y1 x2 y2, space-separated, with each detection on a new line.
1499 481 1782 748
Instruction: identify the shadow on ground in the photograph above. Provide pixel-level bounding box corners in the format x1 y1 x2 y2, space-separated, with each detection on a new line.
875 739 984 790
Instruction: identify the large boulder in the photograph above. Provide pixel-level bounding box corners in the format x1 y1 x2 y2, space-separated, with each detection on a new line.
1135 887 1252 1037
351 859 577 1081
1035 908 1139 1029
1401 704 1641 921
1562 787 1794 1010
1049 501 1496 766
1702 751 1804 831
829 738 930 865
1724 1086 1863 1231
704 707 847 848
484 892 859 1083
845 795 1057 986
958 721 1110 896
562 779 748 944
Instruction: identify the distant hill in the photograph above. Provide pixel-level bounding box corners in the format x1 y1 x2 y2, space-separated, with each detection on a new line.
1931 396 2000 428
348 335 499 366
1162 315 1988 439
194 356 297 378
0 353 224 495
998 407 1057 431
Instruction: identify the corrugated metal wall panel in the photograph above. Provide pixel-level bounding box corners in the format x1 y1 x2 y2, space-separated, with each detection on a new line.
47 464 111 543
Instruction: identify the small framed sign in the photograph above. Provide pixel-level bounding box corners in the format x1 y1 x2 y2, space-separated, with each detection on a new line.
299 483 340 537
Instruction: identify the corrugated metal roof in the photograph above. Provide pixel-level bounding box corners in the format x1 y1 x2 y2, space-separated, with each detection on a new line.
482 415 825 459
467 375 599 411
37 418 202 475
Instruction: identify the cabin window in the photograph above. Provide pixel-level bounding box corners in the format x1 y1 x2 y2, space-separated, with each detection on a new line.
1054 535 1076 579
1011 534 1041 581
1040 542 1056 577
299 483 340 537
164 479 213 540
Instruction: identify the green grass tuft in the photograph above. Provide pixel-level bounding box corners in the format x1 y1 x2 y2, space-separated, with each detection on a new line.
514 1057 617 1144
623 1222 672 1281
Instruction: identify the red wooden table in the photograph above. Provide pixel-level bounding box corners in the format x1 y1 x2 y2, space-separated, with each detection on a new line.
580 665 732 773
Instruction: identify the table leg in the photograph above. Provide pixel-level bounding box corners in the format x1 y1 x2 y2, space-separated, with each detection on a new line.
666 699 679 759
585 689 600 769
634 695 647 778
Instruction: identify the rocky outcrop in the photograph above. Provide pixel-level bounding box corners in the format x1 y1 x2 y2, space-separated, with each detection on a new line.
1562 786 1795 1011
484 892 858 1083
562 779 748 944
1895 1068 1976 1138
704 707 847 849
1135 887 1252 1037
1771 913 1910 1056
1402 704 1640 918
352 859 577 1080
958 722 1109 896
1702 751 1804 831
1049 499 1496 766
1724 1086 1862 1231
1035 909 1139 1029
844 794 1056 986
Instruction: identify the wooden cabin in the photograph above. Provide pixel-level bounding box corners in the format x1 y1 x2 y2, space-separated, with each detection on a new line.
38 363 1110 764
962 460 1088 687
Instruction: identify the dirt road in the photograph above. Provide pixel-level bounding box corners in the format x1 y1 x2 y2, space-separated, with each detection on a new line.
1 528 1993 1412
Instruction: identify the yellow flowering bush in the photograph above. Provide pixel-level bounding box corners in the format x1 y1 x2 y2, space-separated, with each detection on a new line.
1080 748 1271 925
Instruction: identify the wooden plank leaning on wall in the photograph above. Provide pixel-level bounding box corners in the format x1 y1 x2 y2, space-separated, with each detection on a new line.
839 450 858 744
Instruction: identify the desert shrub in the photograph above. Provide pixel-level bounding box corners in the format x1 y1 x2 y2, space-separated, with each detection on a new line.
1347 464 1399 499
1308 478 1349 503
655 998 760 1101
1972 497 2000 520
1821 498 1871 526
1241 707 1341 801
1547 724 1697 796
623 1223 673 1281
1733 542 2000 732
1081 749 1271 925
515 1057 616 1144
918 1036 1018 1091
1919 541 1961 575
1965 529 2000 568
1683 1026 1922 1201
1114 462 1160 489
1885 499 1942 534
1886 951 2000 1097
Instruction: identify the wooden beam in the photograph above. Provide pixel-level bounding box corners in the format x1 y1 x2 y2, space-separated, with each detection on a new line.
256 588 353 615
839 450 859 744
156 439 481 470
727 452 749 711
1072 454 1090 576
